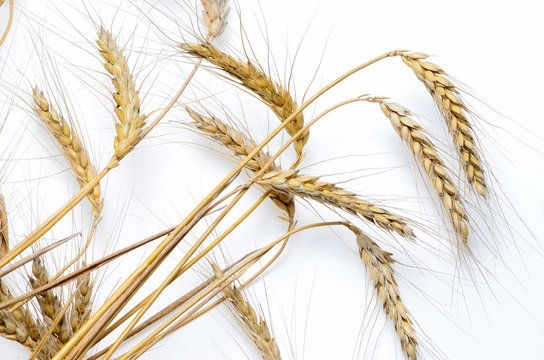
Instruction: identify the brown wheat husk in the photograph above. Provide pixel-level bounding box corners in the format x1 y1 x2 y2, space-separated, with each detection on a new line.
97 27 146 162
348 224 418 360
180 42 309 157
373 99 470 247
32 87 102 215
400 53 488 197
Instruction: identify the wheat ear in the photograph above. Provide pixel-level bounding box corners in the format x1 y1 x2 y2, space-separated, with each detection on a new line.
400 53 487 197
0 194 8 258
0 279 40 349
32 87 102 214
348 225 418 359
258 170 415 239
212 265 281 359
201 0 230 40
69 270 92 333
30 258 72 344
180 42 309 157
186 107 295 220
97 27 146 162
374 99 469 246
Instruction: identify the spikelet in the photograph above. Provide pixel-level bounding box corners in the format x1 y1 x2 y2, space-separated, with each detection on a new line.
97 27 146 162
29 258 72 344
375 99 469 246
258 170 415 239
348 225 418 359
212 265 281 359
69 271 92 333
0 279 40 350
32 87 102 214
0 194 8 258
180 42 309 157
400 53 488 197
187 107 295 220
201 0 230 40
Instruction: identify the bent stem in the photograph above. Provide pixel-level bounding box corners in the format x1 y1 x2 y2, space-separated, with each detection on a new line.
114 221 351 360
100 191 270 360
0 164 111 270
0 0 14 48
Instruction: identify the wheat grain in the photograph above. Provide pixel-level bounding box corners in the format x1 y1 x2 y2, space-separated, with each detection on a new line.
258 170 415 239
187 107 295 220
180 42 309 157
0 279 39 350
348 225 418 360
201 0 230 40
97 27 146 162
400 53 488 197
32 87 102 214
373 99 469 246
69 270 92 333
212 265 281 359
30 258 72 344
0 194 8 258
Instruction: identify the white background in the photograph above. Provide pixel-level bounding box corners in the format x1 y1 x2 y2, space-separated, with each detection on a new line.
1 1 543 359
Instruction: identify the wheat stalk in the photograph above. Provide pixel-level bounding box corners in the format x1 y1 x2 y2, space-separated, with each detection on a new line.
373 99 469 246
97 27 146 162
29 258 72 344
180 42 309 157
400 53 488 197
348 224 418 360
186 107 295 220
212 265 281 360
32 87 102 214
258 170 415 239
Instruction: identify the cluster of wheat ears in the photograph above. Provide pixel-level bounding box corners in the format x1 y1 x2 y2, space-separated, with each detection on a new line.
0 0 538 359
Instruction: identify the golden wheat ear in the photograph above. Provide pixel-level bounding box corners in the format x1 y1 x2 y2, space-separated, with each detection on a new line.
1 279 40 350
258 169 415 239
180 43 309 158
372 99 470 248
32 87 103 215
347 225 418 360
201 0 230 40
29 258 72 344
96 27 146 162
212 264 281 359
400 53 488 197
